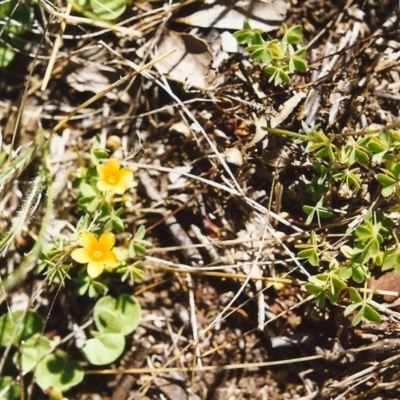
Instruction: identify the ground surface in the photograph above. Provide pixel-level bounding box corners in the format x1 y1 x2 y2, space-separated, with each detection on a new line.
2 0 400 399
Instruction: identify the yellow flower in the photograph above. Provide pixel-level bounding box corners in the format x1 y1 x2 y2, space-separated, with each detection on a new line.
96 158 133 194
71 231 120 278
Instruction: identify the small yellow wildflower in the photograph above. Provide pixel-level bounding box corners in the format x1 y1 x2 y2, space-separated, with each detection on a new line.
96 158 133 194
71 231 120 278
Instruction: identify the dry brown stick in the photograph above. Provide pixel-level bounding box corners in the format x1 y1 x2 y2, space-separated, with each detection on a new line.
111 341 151 400
41 1 72 91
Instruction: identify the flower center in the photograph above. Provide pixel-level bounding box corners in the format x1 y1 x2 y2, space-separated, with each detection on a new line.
93 250 103 260
107 174 117 184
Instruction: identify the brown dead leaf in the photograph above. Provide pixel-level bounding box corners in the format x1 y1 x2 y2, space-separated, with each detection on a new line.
175 0 287 31
154 29 216 88
66 65 131 103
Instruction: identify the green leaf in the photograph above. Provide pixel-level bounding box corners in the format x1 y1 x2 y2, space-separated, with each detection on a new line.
291 54 308 71
352 307 365 326
297 248 319 266
0 310 44 347
277 68 290 83
90 0 126 20
283 24 304 44
354 147 370 164
288 47 308 72
382 185 396 197
367 137 387 154
36 353 84 393
134 225 146 241
315 291 326 308
305 283 324 296
233 21 264 45
19 333 51 374
331 275 347 290
338 266 352 280
351 265 366 283
393 163 400 178
82 332 125 365
344 302 360 316
94 309 123 333
79 182 96 197
382 248 400 271
363 304 381 323
0 376 21 400
0 0 33 34
0 45 15 68
246 36 273 64
348 287 362 303
94 294 141 336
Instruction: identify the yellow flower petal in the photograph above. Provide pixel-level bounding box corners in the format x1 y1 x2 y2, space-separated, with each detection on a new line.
96 158 132 194
119 167 133 181
112 182 127 195
96 180 114 192
80 231 97 250
87 262 104 278
98 232 115 250
96 163 107 178
97 158 119 176
72 230 120 278
106 158 120 171
71 248 91 264
103 251 120 268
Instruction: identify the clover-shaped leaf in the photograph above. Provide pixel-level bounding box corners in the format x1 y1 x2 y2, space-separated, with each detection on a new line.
296 231 320 266
233 21 263 45
265 65 290 85
94 294 141 336
282 24 304 45
82 332 125 365
245 33 273 64
18 333 51 374
36 353 84 393
289 47 308 72
344 288 381 326
0 310 44 347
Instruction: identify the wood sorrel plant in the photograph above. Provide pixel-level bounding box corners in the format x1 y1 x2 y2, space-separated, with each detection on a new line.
233 22 308 85
0 136 146 399
265 123 400 326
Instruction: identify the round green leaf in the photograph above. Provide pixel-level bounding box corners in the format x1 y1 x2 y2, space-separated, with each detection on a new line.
94 309 123 333
18 333 51 374
0 310 44 347
94 294 141 336
36 353 84 393
82 332 125 365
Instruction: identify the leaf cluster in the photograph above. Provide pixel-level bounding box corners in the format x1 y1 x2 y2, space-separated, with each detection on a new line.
0 0 33 68
287 123 400 325
233 22 308 85
0 294 140 398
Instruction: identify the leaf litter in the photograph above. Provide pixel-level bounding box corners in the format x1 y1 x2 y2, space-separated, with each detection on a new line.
1 0 400 399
